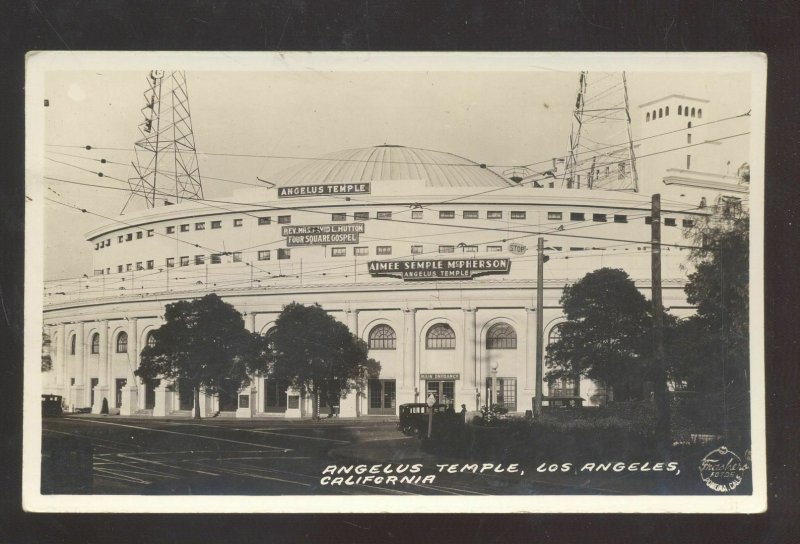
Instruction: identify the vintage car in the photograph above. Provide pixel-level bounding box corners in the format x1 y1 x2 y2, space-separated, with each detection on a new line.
398 403 461 436
41 394 63 417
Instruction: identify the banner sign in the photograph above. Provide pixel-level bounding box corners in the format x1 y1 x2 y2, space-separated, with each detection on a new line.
277 183 371 198
282 223 365 246
367 258 511 281
420 373 460 380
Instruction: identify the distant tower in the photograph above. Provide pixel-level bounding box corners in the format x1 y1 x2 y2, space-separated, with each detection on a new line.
123 71 204 212
561 72 639 192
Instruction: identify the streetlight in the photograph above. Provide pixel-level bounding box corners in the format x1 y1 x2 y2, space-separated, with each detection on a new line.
490 361 498 409
426 392 436 438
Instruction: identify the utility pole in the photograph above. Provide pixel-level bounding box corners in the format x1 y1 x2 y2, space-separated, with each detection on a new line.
651 193 670 452
534 237 545 418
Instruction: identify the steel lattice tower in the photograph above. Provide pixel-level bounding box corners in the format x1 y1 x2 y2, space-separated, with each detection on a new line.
124 70 204 212
560 72 639 192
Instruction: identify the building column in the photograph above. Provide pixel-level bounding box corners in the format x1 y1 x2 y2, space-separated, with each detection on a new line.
120 318 139 415
461 309 477 409
346 309 358 336
55 323 66 395
401 308 416 403
70 322 86 411
248 312 256 333
524 308 537 410
92 320 110 414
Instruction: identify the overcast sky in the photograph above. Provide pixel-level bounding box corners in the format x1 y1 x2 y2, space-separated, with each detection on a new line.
38 58 753 280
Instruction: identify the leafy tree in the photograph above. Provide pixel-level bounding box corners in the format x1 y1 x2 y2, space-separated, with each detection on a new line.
42 330 53 372
546 268 654 401
136 294 266 418
269 303 380 419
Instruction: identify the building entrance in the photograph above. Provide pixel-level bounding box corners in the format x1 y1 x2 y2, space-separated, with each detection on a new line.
263 379 287 413
218 379 238 412
426 380 455 407
368 379 396 415
178 381 194 410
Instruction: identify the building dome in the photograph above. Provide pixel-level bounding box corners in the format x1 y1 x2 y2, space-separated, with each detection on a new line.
273 145 513 188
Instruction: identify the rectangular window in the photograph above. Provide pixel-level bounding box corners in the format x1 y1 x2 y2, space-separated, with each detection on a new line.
368 379 396 415
377 211 392 220
463 245 478 252
439 210 455 219
166 258 175 268
664 218 677 227
614 214 628 223
146 260 154 270
331 247 346 257
354 247 368 256
136 262 143 271
687 133 692 144
166 226 175 234
486 377 517 412
232 252 242 262
570 212 585 221
487 211 503 219
233 218 243 227
258 250 271 261
463 210 479 219
258 217 271 225
194 255 204 265
117 265 123 273
411 210 423 219
211 221 222 229
548 212 562 220
593 213 607 222
211 254 222 264
439 245 454 253
126 264 132 272
510 211 526 220
180 256 189 267
487 245 502 252
331 213 346 222
195 222 205 230
147 229 154 237
136 231 143 239
278 248 291 260
126 233 133 241
95 243 99 250
118 235 124 243
354 212 370 221
277 215 291 224
106 239 110 246
645 216 653 225
682 219 695 228
180 224 189 232
410 245 423 254
686 154 692 170
376 246 392 255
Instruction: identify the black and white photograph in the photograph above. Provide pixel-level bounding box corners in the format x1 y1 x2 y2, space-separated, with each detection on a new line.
23 52 766 513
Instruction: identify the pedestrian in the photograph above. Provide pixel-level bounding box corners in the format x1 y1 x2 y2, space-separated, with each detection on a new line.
460 403 467 423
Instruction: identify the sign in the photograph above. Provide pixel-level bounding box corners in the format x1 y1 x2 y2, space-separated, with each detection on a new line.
278 183 371 198
420 373 460 380
509 242 527 255
367 258 511 281
282 223 365 246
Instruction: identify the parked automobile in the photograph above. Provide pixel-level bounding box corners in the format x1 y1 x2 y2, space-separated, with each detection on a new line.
398 403 459 436
41 394 63 417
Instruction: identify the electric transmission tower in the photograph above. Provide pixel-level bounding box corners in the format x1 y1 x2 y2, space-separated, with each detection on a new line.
560 71 639 192
123 70 204 212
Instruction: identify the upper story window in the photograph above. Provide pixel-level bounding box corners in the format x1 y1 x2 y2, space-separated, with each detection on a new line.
166 257 175 268
426 324 455 350
548 212 562 220
233 218 244 227
277 215 291 224
331 213 346 222
510 211 526 220
126 264 132 272
593 213 607 222
645 216 653 225
697 109 702 119
331 247 346 257
439 245 454 253
486 323 517 349
180 256 189 266
376 246 392 255
178 224 189 232
487 211 503 219
463 245 478 252
258 250 271 261
463 210 479 219
136 231 143 239
377 211 392 220
487 245 502 252
439 210 455 219
118 235 124 243
278 248 291 260
195 222 205 230
136 262 144 271
369 324 397 350
646 112 651 122
211 254 222 264
411 210 423 219
678 105 682 115
410 245 423 254
665 106 670 116
126 233 134 241
146 260 154 269
664 218 677 227
147 229 154 237
258 217 271 226
146 332 156 349
69 334 76 355
354 212 369 221
232 252 242 262
211 221 222 229
91 333 100 354
194 255 204 265
354 247 368 256
166 226 175 234
570 212 585 221
614 215 628 223
117 265 123 273
116 331 128 353
682 219 695 228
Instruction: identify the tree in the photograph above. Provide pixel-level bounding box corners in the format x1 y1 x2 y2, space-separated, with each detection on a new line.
42 330 53 372
546 268 654 401
136 294 266 418
269 303 380 419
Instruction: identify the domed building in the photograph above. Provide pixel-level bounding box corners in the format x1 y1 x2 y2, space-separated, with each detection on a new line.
41 135 747 418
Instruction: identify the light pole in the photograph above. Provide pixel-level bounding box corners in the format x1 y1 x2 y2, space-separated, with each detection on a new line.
490 361 498 409
426 392 436 438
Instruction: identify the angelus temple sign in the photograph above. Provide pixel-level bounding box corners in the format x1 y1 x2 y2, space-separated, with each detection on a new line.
367 258 511 280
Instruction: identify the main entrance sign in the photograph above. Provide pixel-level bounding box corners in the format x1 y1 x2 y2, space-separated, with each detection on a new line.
277 183 371 198
367 258 511 280
282 223 365 246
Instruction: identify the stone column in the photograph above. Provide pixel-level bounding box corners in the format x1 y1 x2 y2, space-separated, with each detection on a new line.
401 308 416 403
120 318 139 415
346 309 359 337
70 322 86 411
92 320 110 414
55 323 66 395
248 312 256 333
525 308 537 410
461 309 477 407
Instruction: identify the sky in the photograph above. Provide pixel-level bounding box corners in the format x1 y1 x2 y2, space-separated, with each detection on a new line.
37 56 754 280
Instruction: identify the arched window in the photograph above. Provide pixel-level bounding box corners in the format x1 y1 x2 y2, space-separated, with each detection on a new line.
369 324 397 350
90 333 100 354
264 327 277 350
665 106 669 116
116 331 128 353
658 108 663 118
697 108 702 118
646 112 650 122
146 332 156 348
69 334 76 355
548 324 563 345
486 323 517 349
652 109 656 120
426 324 455 350
684 105 689 116
688 121 692 128
678 105 682 115
691 107 696 117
